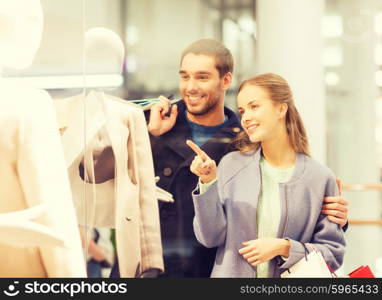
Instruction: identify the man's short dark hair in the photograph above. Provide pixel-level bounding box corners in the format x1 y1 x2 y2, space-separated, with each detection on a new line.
180 39 234 78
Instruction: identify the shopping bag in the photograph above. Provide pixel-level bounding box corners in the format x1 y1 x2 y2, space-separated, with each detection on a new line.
348 266 375 278
281 243 334 278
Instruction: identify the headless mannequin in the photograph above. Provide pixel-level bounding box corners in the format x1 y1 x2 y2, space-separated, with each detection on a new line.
0 0 86 277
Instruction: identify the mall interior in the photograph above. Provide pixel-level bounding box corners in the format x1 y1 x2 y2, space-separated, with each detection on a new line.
1 0 382 278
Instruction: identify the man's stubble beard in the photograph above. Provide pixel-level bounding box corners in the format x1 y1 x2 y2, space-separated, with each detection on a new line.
185 93 222 117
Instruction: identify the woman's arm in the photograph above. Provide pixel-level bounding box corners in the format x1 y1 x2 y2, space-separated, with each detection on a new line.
188 140 227 248
192 181 227 248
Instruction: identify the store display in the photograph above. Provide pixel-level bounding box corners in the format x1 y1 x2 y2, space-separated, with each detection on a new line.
0 0 86 277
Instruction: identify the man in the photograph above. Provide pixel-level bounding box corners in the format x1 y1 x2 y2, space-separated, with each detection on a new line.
147 39 348 277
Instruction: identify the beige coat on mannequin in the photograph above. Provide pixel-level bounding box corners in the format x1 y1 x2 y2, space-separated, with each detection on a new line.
0 86 86 277
55 91 164 277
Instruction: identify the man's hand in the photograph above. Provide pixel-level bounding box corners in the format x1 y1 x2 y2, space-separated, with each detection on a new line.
322 178 348 227
147 95 178 136
187 140 217 184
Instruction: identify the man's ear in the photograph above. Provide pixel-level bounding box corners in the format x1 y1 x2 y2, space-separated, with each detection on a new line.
221 72 232 91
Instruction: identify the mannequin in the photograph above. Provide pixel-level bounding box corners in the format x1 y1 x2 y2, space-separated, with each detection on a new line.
0 0 43 71
84 27 125 75
0 0 86 277
55 27 164 277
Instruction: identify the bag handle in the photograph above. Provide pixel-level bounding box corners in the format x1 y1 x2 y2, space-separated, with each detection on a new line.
300 242 309 261
301 242 338 278
284 241 309 274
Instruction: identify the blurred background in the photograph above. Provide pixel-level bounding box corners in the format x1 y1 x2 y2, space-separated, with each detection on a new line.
2 0 382 277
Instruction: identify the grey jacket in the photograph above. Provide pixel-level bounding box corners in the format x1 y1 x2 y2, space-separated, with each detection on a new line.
192 149 345 277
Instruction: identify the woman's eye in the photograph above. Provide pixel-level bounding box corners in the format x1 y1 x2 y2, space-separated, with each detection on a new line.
250 104 259 110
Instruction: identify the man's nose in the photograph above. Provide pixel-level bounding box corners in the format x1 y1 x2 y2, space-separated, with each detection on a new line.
186 78 198 91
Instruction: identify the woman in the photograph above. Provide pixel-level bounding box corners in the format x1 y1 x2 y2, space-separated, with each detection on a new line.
187 73 345 277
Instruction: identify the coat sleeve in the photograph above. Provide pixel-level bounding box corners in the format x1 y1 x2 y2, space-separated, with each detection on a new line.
17 90 86 277
131 109 164 274
192 157 228 248
279 175 346 271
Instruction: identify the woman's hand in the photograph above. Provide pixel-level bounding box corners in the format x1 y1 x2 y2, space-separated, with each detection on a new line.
187 140 217 184
238 238 290 266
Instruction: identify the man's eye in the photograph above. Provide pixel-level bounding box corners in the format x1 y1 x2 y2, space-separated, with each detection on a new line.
198 76 208 80
250 104 259 110
180 76 189 80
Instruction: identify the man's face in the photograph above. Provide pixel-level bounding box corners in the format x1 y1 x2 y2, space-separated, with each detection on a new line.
179 53 228 116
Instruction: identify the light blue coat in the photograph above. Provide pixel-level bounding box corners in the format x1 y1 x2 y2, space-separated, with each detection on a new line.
192 149 345 277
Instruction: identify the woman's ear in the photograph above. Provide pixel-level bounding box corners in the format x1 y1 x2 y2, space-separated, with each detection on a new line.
278 103 288 119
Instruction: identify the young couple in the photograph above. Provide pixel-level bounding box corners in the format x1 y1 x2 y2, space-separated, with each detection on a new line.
148 39 346 278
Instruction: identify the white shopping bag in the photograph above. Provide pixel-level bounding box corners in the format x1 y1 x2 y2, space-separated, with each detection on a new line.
281 243 334 278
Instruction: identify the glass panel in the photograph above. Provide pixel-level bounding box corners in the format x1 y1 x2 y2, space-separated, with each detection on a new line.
0 0 86 277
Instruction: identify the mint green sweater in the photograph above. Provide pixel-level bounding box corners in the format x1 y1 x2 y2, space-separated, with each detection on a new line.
256 157 294 277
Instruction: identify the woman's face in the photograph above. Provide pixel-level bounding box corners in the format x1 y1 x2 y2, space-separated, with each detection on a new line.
237 84 285 144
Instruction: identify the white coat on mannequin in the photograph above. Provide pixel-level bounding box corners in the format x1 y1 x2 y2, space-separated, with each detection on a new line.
0 0 86 277
55 27 164 277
